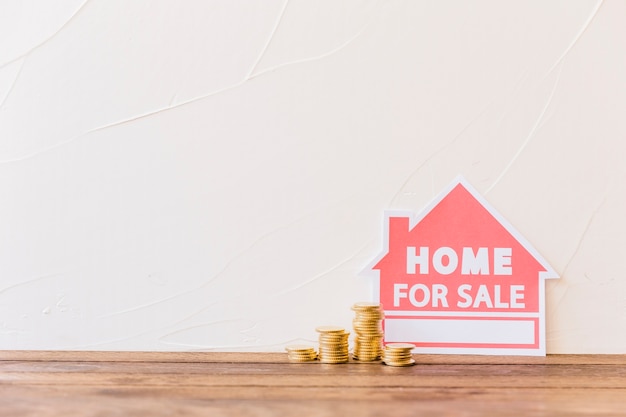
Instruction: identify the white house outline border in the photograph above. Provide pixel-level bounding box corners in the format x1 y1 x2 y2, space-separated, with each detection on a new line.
362 175 559 356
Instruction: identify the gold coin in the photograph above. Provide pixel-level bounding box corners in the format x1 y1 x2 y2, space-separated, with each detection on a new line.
319 338 349 343
383 352 412 357
353 310 383 315
358 352 382 356
382 352 413 358
352 302 383 310
354 349 381 354
383 356 412 362
319 350 349 355
319 330 349 335
288 353 316 357
353 317 381 323
354 331 383 337
285 344 316 352
289 350 316 354
319 351 349 356
355 349 382 354
319 335 349 341
319 339 349 344
353 312 384 319
383 350 412 355
383 358 416 367
316 326 345 333
383 354 412 358
353 327 382 333
356 355 381 360
354 338 383 348
356 333 384 338
355 307 383 312
354 324 382 329
383 350 413 354
355 334 384 340
353 324 382 330
319 345 349 350
353 322 382 329
353 321 382 327
355 342 382 346
353 353 380 358
354 341 383 347
385 343 415 349
354 306 382 311
319 335 349 340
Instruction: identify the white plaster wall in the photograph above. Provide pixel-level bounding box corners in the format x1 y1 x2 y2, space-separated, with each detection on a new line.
1 0 624 353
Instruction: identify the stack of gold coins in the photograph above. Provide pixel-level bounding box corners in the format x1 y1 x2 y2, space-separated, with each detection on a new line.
351 302 384 361
382 343 415 366
285 344 317 362
316 326 350 364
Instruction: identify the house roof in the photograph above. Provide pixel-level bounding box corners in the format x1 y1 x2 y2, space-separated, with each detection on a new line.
365 175 558 281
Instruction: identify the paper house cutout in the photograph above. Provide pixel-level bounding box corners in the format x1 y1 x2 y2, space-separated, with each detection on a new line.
364 176 558 355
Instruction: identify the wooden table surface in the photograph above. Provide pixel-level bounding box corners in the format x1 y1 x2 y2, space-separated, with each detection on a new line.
1 351 625 416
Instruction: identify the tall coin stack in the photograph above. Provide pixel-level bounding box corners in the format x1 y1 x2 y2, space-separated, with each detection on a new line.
316 326 350 364
351 302 384 362
382 343 415 366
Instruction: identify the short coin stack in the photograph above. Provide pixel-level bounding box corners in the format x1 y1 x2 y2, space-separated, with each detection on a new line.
316 326 350 364
285 344 317 362
351 302 384 362
382 343 416 366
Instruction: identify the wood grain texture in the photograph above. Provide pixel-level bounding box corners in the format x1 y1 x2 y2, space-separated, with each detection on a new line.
1 352 625 416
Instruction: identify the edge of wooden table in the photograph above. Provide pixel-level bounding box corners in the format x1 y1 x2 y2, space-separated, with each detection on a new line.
1 350 624 364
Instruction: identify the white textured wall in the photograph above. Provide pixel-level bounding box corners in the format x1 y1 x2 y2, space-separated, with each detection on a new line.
1 0 624 353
